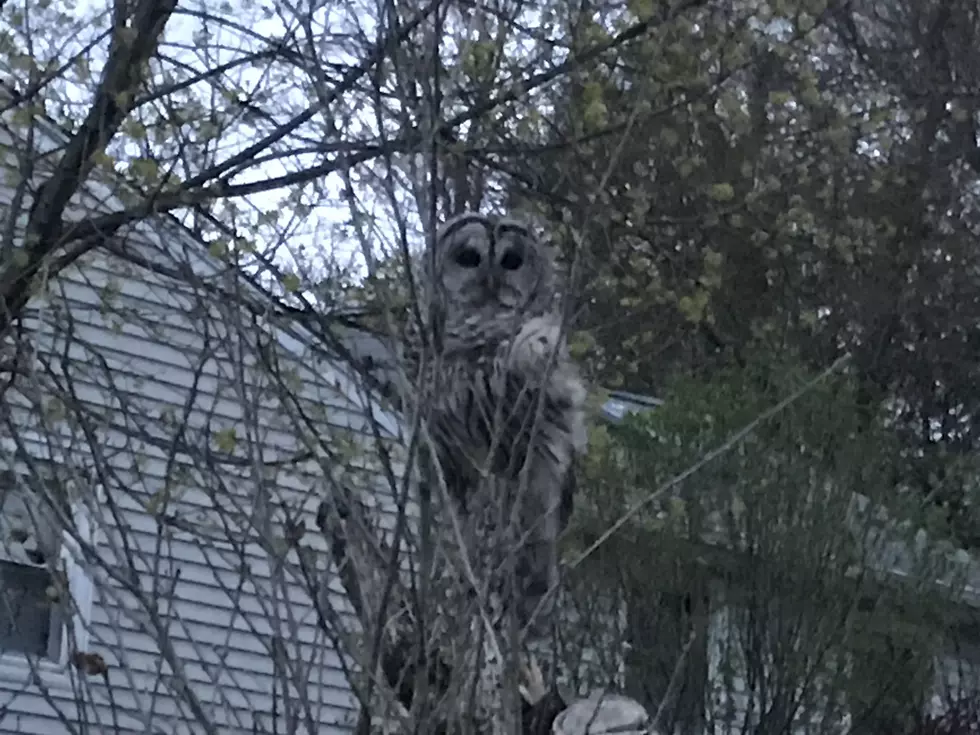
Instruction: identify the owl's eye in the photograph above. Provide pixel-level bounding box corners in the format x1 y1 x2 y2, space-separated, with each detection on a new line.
454 247 482 268
499 248 523 271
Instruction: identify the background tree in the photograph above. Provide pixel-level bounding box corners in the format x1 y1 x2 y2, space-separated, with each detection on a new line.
504 0 980 550
1 0 979 732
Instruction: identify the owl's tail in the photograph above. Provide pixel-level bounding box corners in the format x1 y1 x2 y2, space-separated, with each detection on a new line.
512 476 578 640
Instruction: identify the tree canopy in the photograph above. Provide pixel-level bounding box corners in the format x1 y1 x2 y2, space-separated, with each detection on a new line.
3 0 980 732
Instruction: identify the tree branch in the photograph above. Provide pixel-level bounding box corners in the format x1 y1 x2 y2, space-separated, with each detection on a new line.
0 0 177 334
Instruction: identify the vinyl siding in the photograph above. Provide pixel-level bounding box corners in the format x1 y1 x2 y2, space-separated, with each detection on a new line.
704 602 980 735
704 603 853 735
0 175 401 731
931 644 980 717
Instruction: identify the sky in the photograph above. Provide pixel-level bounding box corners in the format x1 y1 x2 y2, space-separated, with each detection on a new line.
33 0 387 290
9 0 803 298
8 0 643 297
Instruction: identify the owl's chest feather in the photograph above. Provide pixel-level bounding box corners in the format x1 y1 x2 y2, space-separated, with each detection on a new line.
432 345 586 479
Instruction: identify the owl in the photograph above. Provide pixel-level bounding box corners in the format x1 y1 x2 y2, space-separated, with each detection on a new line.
410 211 588 635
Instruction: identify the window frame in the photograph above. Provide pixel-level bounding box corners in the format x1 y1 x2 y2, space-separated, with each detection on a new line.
0 435 98 688
931 633 980 716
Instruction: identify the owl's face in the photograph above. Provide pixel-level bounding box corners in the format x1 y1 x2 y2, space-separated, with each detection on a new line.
430 212 552 317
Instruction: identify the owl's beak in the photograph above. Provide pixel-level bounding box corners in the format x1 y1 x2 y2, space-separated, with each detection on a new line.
485 272 499 295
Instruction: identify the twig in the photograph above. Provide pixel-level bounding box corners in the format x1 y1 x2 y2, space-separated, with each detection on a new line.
569 353 852 570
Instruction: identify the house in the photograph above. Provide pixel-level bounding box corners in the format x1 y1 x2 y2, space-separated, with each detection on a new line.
0 98 405 733
598 391 980 734
6 83 977 732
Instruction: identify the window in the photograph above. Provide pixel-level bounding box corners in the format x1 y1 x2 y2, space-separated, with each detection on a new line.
0 463 93 666
931 637 980 719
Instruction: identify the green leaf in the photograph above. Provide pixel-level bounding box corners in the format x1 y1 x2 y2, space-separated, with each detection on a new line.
74 56 90 80
677 289 710 324
122 119 147 140
213 428 238 453
704 248 724 269
90 149 115 170
209 239 229 258
666 496 688 526
113 91 134 111
461 40 497 80
800 84 821 107
44 397 65 422
569 330 596 360
581 80 608 131
627 0 654 20
9 53 34 71
257 210 278 226
709 183 735 202
145 487 170 516
769 90 792 106
129 157 159 182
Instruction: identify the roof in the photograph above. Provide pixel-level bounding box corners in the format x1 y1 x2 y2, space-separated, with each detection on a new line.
1 93 399 438
599 390 663 423
592 385 980 611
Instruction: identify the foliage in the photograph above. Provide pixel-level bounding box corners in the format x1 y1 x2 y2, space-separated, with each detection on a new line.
1 0 979 731
576 350 904 538
915 698 980 735
504 0 980 549
568 352 970 733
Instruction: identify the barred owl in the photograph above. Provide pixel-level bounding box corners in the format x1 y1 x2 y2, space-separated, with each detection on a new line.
412 211 588 634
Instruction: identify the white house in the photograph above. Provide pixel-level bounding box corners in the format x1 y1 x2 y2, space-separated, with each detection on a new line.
603 394 980 734
0 101 405 733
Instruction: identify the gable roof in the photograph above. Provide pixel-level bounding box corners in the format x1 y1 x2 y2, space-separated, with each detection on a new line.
0 93 399 438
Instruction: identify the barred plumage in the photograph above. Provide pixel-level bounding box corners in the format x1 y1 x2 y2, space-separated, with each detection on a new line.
407 211 587 636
